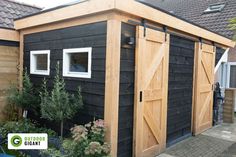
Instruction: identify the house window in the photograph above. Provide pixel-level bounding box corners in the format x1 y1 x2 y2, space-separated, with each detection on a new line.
30 50 50 75
204 3 226 13
63 47 92 78
226 62 236 88
229 65 236 88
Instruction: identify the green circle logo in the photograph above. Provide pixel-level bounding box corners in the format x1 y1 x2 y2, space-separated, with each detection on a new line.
11 135 22 147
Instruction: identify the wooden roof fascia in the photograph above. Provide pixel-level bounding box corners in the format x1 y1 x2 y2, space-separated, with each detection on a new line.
14 0 235 47
115 0 235 47
14 0 116 30
0 28 19 42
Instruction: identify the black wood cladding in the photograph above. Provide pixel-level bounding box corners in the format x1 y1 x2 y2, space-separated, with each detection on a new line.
23 22 107 133
0 40 19 47
117 23 135 157
167 35 194 144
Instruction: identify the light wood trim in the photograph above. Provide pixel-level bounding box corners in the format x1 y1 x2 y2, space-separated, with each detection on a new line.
104 19 121 157
192 42 201 134
15 0 115 30
0 28 19 42
115 0 235 47
21 12 113 35
15 0 234 47
19 32 23 88
191 42 198 133
133 26 144 157
161 34 170 151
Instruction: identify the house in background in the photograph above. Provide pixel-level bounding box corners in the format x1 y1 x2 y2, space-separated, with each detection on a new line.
141 0 236 111
0 0 41 120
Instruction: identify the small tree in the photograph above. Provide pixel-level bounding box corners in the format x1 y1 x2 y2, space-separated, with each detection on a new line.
229 17 236 40
7 69 39 118
40 62 83 138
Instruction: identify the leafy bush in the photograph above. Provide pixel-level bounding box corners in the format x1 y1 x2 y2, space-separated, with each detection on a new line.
40 119 110 157
6 70 39 118
40 62 83 138
0 119 57 139
229 17 236 40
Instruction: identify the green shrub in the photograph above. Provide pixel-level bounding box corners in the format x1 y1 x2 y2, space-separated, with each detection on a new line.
0 119 57 139
6 69 39 119
40 62 83 138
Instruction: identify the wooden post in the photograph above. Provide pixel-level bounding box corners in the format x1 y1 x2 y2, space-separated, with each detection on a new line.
104 19 121 157
19 32 24 88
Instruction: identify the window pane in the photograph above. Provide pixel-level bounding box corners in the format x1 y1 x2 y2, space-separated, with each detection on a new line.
36 54 48 70
230 65 236 88
69 52 88 72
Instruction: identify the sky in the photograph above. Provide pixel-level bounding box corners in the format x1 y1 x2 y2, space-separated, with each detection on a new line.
15 0 78 9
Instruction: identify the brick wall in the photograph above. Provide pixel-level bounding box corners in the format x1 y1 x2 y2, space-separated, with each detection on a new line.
228 46 236 62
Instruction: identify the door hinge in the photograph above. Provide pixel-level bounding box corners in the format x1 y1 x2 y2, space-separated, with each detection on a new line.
140 91 143 102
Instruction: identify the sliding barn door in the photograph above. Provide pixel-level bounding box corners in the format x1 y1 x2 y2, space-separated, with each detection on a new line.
133 26 170 157
193 43 215 135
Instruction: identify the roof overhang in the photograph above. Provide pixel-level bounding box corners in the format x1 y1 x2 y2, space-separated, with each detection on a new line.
0 28 19 42
14 0 235 47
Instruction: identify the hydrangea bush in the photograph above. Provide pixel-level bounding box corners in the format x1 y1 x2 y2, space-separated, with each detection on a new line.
40 119 110 157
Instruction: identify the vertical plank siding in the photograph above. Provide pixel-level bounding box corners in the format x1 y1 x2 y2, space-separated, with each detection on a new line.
0 44 19 121
167 35 195 145
117 23 135 157
23 22 107 130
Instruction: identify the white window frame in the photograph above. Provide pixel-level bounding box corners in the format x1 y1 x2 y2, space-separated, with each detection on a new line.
204 3 226 13
63 47 92 78
226 62 236 88
30 50 50 75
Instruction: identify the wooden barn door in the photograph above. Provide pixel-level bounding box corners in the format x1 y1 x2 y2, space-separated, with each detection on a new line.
193 43 215 135
133 26 170 157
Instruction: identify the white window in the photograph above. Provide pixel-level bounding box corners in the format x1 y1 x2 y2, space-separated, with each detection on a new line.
30 50 50 75
226 62 236 88
63 47 92 78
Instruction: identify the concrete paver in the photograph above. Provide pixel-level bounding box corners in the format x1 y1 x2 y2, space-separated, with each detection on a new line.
157 119 236 157
202 121 236 142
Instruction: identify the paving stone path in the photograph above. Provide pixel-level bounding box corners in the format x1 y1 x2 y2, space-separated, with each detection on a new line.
158 120 236 157
219 143 236 157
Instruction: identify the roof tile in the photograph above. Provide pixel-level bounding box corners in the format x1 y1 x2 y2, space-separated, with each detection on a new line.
0 0 41 29
141 0 236 39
